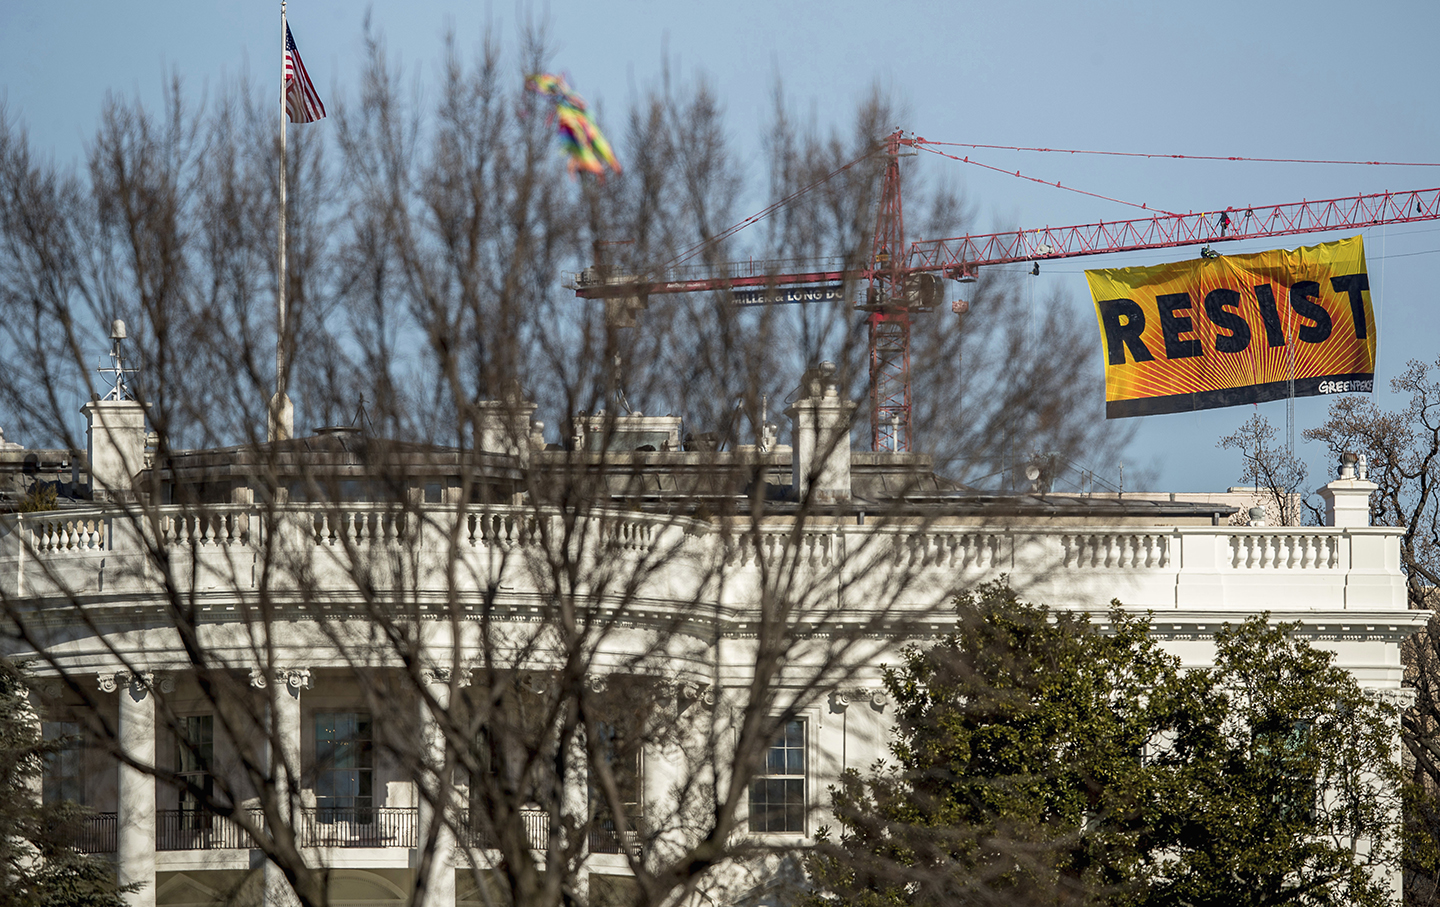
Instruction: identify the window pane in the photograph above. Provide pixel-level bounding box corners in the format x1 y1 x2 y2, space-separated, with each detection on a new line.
42 721 82 805
315 711 374 814
749 720 805 833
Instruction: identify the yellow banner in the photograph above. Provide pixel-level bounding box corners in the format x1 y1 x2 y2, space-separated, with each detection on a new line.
1086 236 1375 418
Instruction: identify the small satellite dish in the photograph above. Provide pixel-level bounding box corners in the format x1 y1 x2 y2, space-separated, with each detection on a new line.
1025 464 1042 482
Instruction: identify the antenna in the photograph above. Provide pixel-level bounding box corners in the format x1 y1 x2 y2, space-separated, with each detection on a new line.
99 320 135 401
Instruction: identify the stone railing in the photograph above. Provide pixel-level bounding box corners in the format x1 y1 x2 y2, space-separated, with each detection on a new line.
0 505 1410 615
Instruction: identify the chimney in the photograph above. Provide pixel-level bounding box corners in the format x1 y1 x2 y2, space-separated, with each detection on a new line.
1318 451 1377 527
785 362 856 505
83 399 148 502
476 397 538 462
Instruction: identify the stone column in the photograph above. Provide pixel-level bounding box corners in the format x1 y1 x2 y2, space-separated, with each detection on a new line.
252 668 309 907
102 672 156 907
418 668 464 907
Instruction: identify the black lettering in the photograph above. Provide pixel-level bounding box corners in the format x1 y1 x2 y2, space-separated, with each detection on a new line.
1157 292 1203 359
1330 273 1370 339
1204 288 1251 354
1289 280 1331 343
1253 284 1286 347
1099 299 1154 365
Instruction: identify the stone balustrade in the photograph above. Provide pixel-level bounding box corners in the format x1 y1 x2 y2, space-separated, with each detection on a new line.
0 504 1412 617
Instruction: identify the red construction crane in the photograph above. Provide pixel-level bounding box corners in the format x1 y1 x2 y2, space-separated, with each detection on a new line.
572 131 1440 452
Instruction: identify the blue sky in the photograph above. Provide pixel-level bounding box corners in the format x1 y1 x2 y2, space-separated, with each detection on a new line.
3 1 1438 493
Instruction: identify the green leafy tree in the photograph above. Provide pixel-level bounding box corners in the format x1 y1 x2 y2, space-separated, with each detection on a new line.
804 583 1401 907
0 661 128 907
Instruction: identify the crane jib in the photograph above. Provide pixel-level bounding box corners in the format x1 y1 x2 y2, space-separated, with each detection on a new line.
731 285 847 306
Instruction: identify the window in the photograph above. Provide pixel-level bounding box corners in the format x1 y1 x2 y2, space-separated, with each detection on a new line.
749 719 805 833
1255 719 1315 824
42 721 83 805
176 715 214 826
589 722 643 852
315 712 374 822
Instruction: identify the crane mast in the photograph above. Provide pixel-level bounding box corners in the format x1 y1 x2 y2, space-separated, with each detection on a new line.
866 131 914 452
572 130 1440 453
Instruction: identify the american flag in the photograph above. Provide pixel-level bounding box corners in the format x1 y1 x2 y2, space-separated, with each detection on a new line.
284 23 326 123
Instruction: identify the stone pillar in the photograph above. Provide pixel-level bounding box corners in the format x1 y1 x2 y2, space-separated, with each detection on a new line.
1319 452 1378 528
103 672 156 907
252 668 309 907
476 399 538 462
418 669 464 907
83 399 147 501
786 362 856 505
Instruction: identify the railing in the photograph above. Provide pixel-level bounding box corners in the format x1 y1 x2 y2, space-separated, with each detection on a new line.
310 509 410 546
1228 531 1338 569
2 503 1412 614
71 812 117 854
25 517 109 553
157 809 258 850
159 510 252 547
588 821 643 856
461 807 550 850
1061 532 1170 569
299 806 416 848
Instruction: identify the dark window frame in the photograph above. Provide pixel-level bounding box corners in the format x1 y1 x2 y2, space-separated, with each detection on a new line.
749 718 806 834
42 720 83 806
314 711 375 823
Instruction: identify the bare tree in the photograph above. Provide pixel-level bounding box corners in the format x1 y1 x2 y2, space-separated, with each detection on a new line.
1218 412 1313 526
0 25 1137 907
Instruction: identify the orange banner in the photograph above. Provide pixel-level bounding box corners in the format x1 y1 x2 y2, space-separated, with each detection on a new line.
1086 236 1375 418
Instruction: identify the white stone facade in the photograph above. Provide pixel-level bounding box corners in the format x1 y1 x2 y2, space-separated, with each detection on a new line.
0 394 1425 906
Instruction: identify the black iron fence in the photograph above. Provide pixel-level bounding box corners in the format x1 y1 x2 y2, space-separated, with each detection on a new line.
587 822 643 857
156 809 259 850
71 813 117 854
460 807 550 850
299 806 417 848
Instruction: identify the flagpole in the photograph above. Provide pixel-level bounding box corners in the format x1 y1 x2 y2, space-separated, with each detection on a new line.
270 0 293 442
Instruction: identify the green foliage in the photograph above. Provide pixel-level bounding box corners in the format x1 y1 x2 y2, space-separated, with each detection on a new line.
804 582 1401 907
0 661 129 907
17 485 58 514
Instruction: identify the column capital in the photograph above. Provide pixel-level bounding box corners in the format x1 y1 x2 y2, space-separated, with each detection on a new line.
97 671 155 695
249 667 312 691
1366 687 1418 709
422 666 472 687
830 687 888 712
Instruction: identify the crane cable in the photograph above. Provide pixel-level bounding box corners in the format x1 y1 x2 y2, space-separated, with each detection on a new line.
665 152 875 270
914 142 1179 217
916 140 1440 168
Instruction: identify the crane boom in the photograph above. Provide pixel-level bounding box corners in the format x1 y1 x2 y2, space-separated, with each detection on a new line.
574 186 1440 298
910 186 1440 274
571 128 1440 455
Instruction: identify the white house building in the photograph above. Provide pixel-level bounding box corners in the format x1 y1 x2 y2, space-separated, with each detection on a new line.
0 364 1424 907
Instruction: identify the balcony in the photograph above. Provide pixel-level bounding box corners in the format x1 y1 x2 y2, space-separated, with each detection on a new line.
588 821 643 856
460 806 549 850
299 806 417 848
157 809 258 851
71 812 117 854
